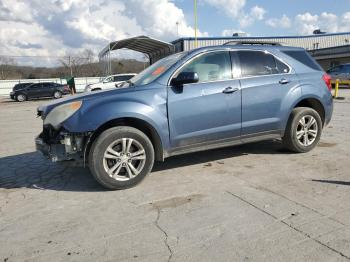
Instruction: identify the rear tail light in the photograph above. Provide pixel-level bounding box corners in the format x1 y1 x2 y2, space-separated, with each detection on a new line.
322 73 332 92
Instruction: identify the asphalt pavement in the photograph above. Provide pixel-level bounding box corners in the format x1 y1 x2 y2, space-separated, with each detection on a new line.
0 90 350 262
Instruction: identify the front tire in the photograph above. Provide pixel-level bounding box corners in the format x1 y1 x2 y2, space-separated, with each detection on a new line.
16 94 26 102
282 107 322 153
89 126 154 190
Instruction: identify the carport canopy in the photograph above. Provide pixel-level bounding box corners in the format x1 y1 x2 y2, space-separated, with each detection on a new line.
99 35 175 65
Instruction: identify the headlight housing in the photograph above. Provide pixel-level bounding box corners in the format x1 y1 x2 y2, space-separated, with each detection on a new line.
44 101 82 129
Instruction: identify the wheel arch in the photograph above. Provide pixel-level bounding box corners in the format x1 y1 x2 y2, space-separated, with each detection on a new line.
293 97 325 126
86 117 164 162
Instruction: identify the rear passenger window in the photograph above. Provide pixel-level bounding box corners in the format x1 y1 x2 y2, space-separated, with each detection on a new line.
282 50 322 71
238 51 289 77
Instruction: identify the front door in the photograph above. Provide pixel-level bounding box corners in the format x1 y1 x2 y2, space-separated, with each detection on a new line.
26 83 42 98
168 50 242 148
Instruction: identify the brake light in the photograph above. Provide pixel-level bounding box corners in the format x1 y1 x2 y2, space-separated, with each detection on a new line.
322 73 332 92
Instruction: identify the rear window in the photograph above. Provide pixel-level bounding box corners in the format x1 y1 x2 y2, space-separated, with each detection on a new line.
282 50 322 71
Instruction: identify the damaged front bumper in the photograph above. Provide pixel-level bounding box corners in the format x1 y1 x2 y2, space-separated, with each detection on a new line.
35 126 91 164
35 135 75 162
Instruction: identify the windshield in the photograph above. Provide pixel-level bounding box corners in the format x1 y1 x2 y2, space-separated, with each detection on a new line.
130 52 187 86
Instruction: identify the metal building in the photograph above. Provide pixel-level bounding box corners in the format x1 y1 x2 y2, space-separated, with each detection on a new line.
172 32 350 69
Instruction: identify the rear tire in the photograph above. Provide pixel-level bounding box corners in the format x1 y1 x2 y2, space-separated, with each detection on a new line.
89 126 154 190
53 91 62 99
282 107 322 153
16 94 26 102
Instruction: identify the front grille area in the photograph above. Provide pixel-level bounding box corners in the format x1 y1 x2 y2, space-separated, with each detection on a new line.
41 125 61 144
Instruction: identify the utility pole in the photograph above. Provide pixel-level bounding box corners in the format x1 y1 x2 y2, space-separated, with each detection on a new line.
108 45 112 75
194 0 198 48
68 56 73 76
176 21 180 38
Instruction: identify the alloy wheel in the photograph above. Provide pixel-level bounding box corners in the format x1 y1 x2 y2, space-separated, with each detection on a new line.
17 94 25 102
54 92 61 98
296 115 318 146
102 138 146 181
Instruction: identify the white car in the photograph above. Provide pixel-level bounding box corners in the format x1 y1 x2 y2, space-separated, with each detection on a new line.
84 73 137 92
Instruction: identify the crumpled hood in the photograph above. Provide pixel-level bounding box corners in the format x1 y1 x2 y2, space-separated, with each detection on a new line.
37 86 135 117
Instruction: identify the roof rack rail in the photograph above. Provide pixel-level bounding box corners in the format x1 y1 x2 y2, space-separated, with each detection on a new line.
223 41 282 46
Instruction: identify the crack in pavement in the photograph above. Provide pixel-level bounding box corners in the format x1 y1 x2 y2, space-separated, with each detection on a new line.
226 191 350 261
154 207 173 262
254 185 347 227
229 174 348 227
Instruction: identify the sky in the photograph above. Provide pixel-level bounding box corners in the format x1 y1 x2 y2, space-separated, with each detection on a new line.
0 0 350 65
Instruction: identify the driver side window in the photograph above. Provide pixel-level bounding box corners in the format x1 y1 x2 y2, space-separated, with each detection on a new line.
29 84 40 89
178 51 232 83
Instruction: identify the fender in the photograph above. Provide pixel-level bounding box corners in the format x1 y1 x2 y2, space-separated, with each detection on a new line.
62 87 171 152
280 83 332 133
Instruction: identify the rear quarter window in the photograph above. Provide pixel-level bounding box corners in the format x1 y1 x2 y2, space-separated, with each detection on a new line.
282 50 322 71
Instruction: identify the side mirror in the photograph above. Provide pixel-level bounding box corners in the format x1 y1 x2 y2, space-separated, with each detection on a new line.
171 72 199 86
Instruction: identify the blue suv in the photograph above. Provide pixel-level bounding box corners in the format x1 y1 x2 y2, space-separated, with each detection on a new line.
36 44 333 189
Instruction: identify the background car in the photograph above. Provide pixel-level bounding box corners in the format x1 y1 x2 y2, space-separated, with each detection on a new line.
327 63 350 80
10 82 70 102
84 73 137 92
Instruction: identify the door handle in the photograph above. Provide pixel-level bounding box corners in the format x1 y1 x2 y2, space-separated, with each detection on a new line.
279 78 290 84
222 86 239 94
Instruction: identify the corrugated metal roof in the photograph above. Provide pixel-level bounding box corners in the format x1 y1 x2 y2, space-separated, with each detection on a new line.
172 32 350 42
99 36 175 59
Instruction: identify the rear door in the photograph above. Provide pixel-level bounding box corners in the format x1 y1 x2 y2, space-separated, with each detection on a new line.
41 83 53 97
237 50 298 136
167 50 242 148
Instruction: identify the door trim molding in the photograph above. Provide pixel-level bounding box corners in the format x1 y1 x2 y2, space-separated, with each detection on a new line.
165 130 282 158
